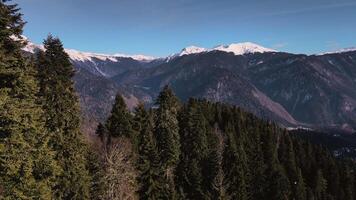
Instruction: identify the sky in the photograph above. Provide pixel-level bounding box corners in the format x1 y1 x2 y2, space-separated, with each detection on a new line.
14 0 356 57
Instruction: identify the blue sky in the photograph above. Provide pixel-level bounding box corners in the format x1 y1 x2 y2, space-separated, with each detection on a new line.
15 0 356 57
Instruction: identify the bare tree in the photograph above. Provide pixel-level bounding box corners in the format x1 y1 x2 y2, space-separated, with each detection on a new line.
102 138 138 200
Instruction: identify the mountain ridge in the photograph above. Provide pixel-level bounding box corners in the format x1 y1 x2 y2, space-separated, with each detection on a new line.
22 37 356 133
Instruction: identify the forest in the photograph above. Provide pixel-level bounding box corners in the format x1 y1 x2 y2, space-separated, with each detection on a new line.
1 1 356 200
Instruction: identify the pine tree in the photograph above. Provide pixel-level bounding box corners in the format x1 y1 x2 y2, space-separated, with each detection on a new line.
177 99 210 199
279 132 298 198
135 105 170 200
222 124 248 200
339 164 354 200
0 2 57 199
36 35 90 199
295 168 307 200
95 122 108 143
267 166 291 200
87 147 105 200
245 125 266 200
154 85 181 197
314 170 327 200
106 93 133 139
204 125 225 200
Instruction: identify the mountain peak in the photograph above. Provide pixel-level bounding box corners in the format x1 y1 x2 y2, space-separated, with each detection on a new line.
179 46 207 56
213 42 276 55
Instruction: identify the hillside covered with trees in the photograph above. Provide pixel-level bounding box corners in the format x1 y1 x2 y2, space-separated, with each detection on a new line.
1 1 356 200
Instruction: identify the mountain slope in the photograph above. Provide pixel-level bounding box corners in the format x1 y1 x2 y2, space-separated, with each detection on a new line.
247 51 356 130
23 40 356 132
114 51 297 125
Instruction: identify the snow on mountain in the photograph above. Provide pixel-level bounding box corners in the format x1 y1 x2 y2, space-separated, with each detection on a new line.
21 37 156 62
23 41 44 53
213 42 276 55
22 35 277 63
179 46 207 56
113 53 156 62
320 47 356 55
166 42 276 62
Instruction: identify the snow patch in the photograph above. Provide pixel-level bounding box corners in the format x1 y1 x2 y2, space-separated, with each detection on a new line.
320 47 356 55
179 46 207 56
213 42 276 55
21 36 156 62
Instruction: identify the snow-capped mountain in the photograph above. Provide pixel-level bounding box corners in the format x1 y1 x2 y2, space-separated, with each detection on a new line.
20 36 356 133
23 35 276 63
179 46 207 56
320 47 356 55
213 42 277 55
65 49 156 63
22 38 156 63
166 42 276 61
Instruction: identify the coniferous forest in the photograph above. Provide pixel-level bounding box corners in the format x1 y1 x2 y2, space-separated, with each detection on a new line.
1 1 356 200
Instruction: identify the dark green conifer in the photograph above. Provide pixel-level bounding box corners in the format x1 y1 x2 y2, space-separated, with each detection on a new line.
295 168 307 200
0 2 57 199
155 85 181 168
106 94 133 138
314 170 327 200
177 99 210 199
222 124 248 200
154 85 181 198
95 122 107 143
36 35 90 199
135 105 170 200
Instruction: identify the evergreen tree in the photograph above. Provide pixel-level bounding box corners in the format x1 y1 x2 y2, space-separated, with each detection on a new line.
135 105 170 200
245 125 266 200
177 99 210 199
204 125 225 200
36 35 90 199
106 94 133 139
0 2 57 199
222 124 248 200
87 147 105 200
295 168 307 200
267 166 291 200
154 85 181 197
279 132 298 198
339 164 354 200
314 170 327 200
95 122 108 143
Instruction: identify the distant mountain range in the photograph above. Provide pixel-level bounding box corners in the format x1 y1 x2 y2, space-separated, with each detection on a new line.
23 38 356 133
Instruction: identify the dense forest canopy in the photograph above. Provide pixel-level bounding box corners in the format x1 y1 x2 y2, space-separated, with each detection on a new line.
0 1 355 200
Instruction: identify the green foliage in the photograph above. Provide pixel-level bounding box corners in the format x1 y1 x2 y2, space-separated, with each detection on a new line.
155 85 181 168
222 127 248 200
87 147 105 200
135 104 170 200
1 3 355 198
0 2 58 199
36 35 91 199
177 99 211 199
106 94 133 138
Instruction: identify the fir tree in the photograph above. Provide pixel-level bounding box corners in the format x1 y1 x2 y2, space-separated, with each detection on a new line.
222 124 248 200
95 122 108 143
36 35 90 199
87 147 105 200
245 125 266 200
154 85 181 197
295 168 307 200
314 170 327 200
177 99 210 199
135 105 170 200
106 94 133 139
0 2 57 199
